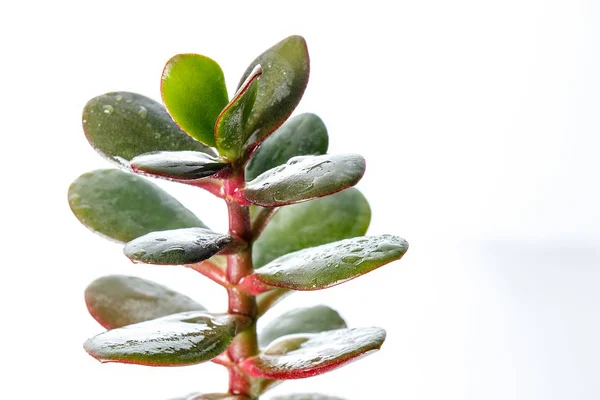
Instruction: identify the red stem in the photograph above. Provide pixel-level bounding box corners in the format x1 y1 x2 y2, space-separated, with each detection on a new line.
223 171 258 397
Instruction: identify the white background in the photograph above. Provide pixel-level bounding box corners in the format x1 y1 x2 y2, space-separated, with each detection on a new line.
2 0 599 399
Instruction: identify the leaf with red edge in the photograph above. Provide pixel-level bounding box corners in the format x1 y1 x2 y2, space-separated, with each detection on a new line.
130 151 230 180
84 311 249 366
241 235 408 294
161 54 229 147
236 35 310 156
215 65 262 160
242 154 365 207
240 327 386 380
85 275 205 329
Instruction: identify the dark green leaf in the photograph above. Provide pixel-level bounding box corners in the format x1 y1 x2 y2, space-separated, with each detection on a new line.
242 235 408 293
130 151 230 180
215 65 262 160
259 306 346 347
246 113 328 181
243 154 365 207
68 169 205 243
237 35 310 154
253 188 370 268
240 327 386 379
124 228 231 265
271 395 345 400
82 92 214 167
85 311 249 366
85 275 205 329
161 54 229 146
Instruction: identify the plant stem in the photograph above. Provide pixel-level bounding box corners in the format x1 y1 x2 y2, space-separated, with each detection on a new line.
224 171 258 397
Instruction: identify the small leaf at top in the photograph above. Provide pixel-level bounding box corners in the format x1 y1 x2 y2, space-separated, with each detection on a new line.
85 275 205 330
68 169 205 243
236 35 310 154
259 305 346 347
271 395 345 400
124 227 231 265
240 327 386 380
246 113 328 181
253 188 370 268
161 54 229 147
131 151 230 180
84 311 249 366
215 65 262 160
82 92 214 167
241 235 408 293
243 154 365 207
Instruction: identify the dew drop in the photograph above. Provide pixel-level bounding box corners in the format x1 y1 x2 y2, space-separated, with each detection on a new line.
138 106 148 119
115 94 123 102
102 105 113 114
341 255 362 264
155 238 167 242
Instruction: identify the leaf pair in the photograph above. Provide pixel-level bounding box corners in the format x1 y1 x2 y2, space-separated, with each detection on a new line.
161 36 309 161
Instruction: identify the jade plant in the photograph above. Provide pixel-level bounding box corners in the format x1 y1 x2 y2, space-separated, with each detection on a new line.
68 35 408 400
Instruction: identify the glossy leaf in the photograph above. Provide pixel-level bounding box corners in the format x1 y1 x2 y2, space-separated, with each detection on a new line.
130 151 230 180
82 92 214 167
271 395 345 400
215 65 262 160
242 235 408 293
124 228 231 265
246 113 328 181
243 154 365 207
68 169 205 243
85 311 249 366
259 306 346 347
85 275 205 329
240 327 386 379
236 35 310 154
161 54 229 146
253 188 370 268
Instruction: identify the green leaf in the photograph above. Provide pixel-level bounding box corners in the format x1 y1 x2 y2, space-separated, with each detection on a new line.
131 151 230 180
259 306 346 347
246 113 328 181
240 327 386 379
243 154 365 207
68 169 205 243
84 311 249 366
161 54 229 146
85 275 205 329
271 395 345 400
253 188 371 268
215 65 262 160
82 92 214 167
237 35 310 154
124 228 231 265
242 235 408 293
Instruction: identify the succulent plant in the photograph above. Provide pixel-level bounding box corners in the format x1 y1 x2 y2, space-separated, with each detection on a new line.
68 35 409 399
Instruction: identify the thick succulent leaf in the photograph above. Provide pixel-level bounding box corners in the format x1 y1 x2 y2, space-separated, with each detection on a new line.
236 35 310 154
84 311 249 366
215 65 262 160
124 228 231 265
169 394 247 400
240 327 386 379
246 113 328 181
243 154 365 207
131 151 230 180
242 235 408 293
161 54 229 146
82 92 214 167
85 275 205 329
253 188 370 268
68 169 205 243
271 395 345 400
259 306 346 347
